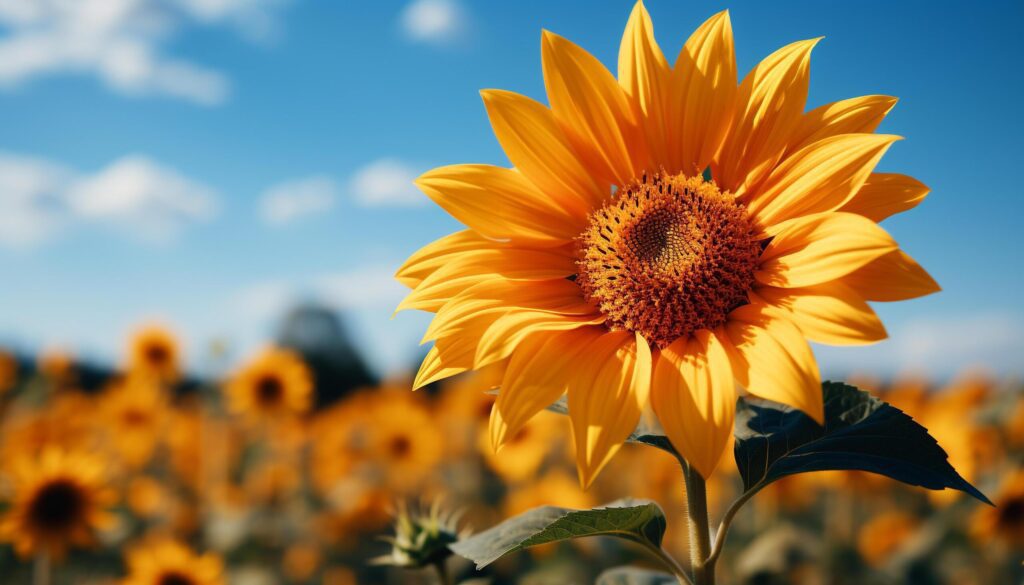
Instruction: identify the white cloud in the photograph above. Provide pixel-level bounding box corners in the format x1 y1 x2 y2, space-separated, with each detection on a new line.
815 311 1024 378
0 151 218 247
348 158 426 207
258 175 337 225
399 0 465 44
0 0 292 105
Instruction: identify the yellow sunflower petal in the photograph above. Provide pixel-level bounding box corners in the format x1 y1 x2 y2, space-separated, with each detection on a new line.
490 327 602 450
725 304 823 423
651 329 735 479
618 1 671 165
749 134 901 228
397 247 575 313
395 230 484 288
414 341 472 389
416 164 585 244
543 30 646 187
481 89 606 211
758 281 888 345
841 249 940 301
475 310 605 369
786 95 898 155
715 38 819 193
568 332 652 487
424 278 595 342
838 172 930 222
674 10 737 175
757 212 898 288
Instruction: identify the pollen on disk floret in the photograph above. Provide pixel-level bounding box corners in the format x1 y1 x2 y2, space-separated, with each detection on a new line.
576 171 762 348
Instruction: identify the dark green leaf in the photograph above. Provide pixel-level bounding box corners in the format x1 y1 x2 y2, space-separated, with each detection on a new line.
597 567 677 585
449 499 666 569
733 381 991 504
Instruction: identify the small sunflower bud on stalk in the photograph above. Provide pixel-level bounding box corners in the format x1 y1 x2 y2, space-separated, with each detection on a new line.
372 499 466 583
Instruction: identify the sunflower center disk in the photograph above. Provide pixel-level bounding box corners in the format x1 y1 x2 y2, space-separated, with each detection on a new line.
576 171 761 349
28 479 84 531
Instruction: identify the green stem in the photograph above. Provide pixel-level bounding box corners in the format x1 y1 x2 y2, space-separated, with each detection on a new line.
638 539 694 585
684 467 714 585
33 553 51 585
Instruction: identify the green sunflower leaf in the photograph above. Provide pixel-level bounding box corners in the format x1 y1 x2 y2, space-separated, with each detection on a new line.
449 499 666 569
733 381 991 504
596 567 678 585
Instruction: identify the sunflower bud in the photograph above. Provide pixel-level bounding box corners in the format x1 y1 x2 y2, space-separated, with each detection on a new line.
372 500 463 569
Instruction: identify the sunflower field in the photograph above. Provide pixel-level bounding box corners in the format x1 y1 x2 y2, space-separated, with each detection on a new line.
2 1 1023 584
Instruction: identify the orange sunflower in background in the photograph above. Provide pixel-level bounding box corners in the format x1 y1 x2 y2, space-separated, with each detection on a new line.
121 538 226 585
0 448 116 559
225 347 313 423
128 325 181 383
397 1 938 485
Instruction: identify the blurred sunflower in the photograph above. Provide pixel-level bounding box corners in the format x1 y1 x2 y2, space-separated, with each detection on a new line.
37 347 76 387
100 376 167 469
0 448 116 559
397 1 938 484
122 538 225 585
972 471 1024 547
0 348 18 395
856 510 920 567
479 410 561 483
367 392 444 492
128 325 181 383
225 348 313 423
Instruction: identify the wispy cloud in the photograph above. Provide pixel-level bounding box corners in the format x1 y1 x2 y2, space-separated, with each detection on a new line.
348 158 426 207
258 175 337 226
0 0 293 105
0 151 218 248
815 311 1024 378
399 0 466 45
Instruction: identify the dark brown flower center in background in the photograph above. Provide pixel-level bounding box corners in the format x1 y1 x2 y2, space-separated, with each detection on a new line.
577 172 761 348
389 435 413 458
157 572 196 585
256 375 284 405
28 479 85 532
145 343 170 366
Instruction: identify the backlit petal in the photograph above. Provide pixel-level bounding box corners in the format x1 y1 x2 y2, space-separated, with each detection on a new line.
839 173 930 222
475 309 605 369
397 247 576 313
841 249 940 301
543 30 646 187
490 327 603 450
395 230 486 288
618 1 671 167
759 281 888 345
715 38 819 194
416 164 585 244
651 329 735 478
568 332 652 487
749 134 901 228
786 95 897 155
725 304 823 423
481 89 607 211
674 10 737 175
757 212 898 288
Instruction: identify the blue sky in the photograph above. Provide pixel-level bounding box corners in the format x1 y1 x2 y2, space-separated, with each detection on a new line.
0 0 1021 379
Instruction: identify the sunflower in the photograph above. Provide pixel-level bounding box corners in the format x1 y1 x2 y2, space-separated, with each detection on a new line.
366 391 444 492
479 409 562 483
128 325 181 383
856 510 920 567
0 348 18 395
397 1 938 485
225 348 313 422
121 538 226 585
971 470 1024 547
0 447 116 559
100 376 168 469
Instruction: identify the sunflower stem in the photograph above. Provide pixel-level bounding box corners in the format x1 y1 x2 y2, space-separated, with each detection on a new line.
684 466 714 585
431 558 451 585
33 553 51 585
